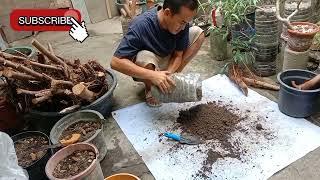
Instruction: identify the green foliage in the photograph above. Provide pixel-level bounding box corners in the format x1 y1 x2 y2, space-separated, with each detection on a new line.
199 0 260 27
231 37 255 65
197 0 259 72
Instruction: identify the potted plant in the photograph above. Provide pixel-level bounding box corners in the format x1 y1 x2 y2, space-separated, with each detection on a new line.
276 0 319 52
210 0 259 40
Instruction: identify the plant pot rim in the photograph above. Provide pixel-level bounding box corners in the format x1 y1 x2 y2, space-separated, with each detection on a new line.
277 69 320 93
105 173 141 180
49 109 104 145
11 131 50 169
287 22 319 36
45 142 99 180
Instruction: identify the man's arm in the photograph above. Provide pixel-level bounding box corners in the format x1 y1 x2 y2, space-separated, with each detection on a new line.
292 74 320 90
111 57 175 93
166 51 183 73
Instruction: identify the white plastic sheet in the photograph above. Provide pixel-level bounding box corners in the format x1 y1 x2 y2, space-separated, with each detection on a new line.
112 75 320 180
0 132 28 180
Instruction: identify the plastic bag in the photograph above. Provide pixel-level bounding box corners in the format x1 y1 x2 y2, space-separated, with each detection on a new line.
151 73 202 103
0 132 28 180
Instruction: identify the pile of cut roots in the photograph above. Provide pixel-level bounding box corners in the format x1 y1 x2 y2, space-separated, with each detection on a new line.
0 39 108 112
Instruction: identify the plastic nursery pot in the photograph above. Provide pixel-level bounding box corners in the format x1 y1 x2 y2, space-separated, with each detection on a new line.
277 69 320 118
287 22 319 52
50 110 107 161
11 131 52 180
45 143 104 180
210 30 228 61
105 173 141 180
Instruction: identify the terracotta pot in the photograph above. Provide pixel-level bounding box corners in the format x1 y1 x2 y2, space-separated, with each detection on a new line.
45 143 104 180
287 22 319 52
105 173 140 180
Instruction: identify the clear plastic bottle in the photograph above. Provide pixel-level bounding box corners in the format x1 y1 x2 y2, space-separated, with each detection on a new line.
151 73 202 103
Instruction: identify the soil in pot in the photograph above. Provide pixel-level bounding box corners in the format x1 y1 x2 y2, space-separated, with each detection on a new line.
52 150 96 178
14 136 48 168
59 121 102 142
292 24 318 33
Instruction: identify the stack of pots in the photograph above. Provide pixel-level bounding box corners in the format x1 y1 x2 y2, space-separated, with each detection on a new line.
281 1 319 71
254 5 279 77
281 1 312 41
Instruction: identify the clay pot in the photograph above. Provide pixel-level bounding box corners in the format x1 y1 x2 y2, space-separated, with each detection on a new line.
287 22 319 52
45 143 104 180
105 173 140 180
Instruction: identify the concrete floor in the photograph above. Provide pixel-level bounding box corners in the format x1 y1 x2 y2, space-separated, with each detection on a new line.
11 18 320 180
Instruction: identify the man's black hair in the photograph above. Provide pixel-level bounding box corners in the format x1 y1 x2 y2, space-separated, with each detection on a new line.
162 0 199 14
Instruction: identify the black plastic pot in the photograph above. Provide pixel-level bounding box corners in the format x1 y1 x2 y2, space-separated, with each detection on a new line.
255 53 277 62
23 69 117 135
278 69 320 118
11 131 52 180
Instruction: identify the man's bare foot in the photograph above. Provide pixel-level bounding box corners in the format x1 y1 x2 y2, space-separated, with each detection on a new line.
145 90 162 107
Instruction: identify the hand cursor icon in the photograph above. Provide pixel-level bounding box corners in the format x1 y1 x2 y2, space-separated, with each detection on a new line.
69 17 89 43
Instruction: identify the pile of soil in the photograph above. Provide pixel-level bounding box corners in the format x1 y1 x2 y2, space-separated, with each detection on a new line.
59 121 101 142
177 102 243 142
177 102 245 177
14 136 48 168
195 149 223 179
53 150 95 178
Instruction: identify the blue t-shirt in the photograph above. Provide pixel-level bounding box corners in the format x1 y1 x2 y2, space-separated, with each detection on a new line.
114 7 189 60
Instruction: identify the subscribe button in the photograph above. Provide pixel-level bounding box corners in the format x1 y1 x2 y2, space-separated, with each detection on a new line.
10 9 81 31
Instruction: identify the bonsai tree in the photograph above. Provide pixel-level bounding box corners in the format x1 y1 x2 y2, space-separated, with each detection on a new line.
276 0 303 30
276 0 319 51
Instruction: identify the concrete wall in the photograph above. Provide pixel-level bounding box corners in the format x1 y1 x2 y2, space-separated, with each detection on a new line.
0 0 54 43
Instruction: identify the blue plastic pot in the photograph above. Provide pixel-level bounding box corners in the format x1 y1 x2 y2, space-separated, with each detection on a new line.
278 69 320 118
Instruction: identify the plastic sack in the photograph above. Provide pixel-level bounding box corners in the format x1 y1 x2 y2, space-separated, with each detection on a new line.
0 132 28 180
151 73 202 103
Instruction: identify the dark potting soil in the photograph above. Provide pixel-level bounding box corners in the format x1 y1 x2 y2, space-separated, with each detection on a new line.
52 150 95 178
177 102 243 143
177 102 245 177
59 121 101 142
14 136 48 168
195 149 223 179
256 123 263 131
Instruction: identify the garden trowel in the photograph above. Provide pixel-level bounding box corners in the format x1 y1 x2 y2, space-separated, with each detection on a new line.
163 132 202 145
26 133 81 153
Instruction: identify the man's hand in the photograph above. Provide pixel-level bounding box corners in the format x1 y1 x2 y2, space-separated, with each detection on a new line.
149 71 176 94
